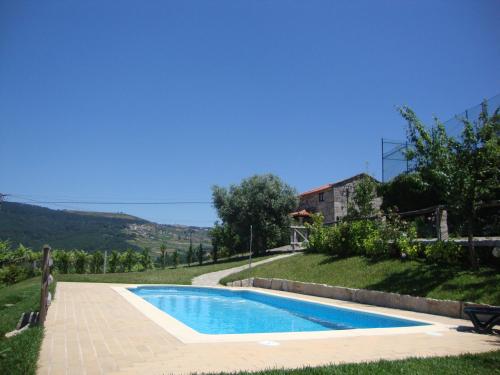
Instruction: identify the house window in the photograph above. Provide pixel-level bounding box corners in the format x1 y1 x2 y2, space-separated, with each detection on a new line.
319 192 324 202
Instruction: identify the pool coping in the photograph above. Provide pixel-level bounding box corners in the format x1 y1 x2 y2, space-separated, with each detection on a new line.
112 284 453 344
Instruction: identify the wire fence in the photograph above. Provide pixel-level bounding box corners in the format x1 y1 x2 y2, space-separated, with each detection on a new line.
382 93 500 182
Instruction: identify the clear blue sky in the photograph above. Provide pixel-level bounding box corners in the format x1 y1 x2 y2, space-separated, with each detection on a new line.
1 1 499 226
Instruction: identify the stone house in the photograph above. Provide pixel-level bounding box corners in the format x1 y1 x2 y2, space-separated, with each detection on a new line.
297 173 381 225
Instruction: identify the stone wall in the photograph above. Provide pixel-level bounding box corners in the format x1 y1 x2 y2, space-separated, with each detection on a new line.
226 277 495 319
298 174 382 224
298 187 336 223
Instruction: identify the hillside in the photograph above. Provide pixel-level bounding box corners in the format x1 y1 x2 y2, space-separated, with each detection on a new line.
0 202 211 254
221 253 500 305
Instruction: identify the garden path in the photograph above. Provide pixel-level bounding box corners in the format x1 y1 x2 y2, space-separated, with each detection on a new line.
191 252 298 286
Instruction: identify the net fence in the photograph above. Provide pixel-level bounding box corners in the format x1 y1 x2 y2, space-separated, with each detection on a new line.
382 93 500 182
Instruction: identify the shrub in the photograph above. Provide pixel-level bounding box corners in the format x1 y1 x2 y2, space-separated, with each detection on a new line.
121 249 137 272
109 250 120 273
347 220 379 255
54 250 72 273
0 264 27 285
73 250 88 273
305 214 329 253
90 251 104 273
328 223 351 257
424 241 464 264
140 248 152 271
363 227 387 258
396 224 420 258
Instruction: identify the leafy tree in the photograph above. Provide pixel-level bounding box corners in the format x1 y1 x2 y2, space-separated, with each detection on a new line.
159 243 168 269
140 247 152 271
172 250 179 268
210 235 219 264
400 107 455 205
212 174 298 255
90 251 104 273
447 104 499 268
346 175 378 219
378 172 438 212
187 239 194 266
109 250 120 273
209 221 239 258
400 102 499 268
197 243 203 265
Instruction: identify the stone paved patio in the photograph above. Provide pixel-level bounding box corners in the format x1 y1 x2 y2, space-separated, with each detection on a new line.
37 282 499 375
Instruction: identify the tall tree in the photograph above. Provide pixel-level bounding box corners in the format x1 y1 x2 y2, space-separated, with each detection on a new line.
346 175 378 219
400 102 499 268
209 221 239 258
197 243 203 265
172 249 179 268
187 239 194 266
159 243 168 269
212 174 298 255
447 104 499 268
140 247 152 270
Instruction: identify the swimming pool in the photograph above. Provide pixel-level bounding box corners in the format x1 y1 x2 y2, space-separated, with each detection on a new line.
129 286 429 335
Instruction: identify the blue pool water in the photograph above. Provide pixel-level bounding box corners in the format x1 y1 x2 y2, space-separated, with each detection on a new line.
130 286 429 334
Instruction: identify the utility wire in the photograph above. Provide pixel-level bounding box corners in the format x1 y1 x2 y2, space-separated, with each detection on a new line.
7 195 211 205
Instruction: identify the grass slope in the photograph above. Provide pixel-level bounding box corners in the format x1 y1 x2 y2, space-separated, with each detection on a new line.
0 277 55 375
215 351 500 375
221 253 500 305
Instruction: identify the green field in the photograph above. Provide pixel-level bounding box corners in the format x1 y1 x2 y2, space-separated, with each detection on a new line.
56 254 270 284
221 253 500 305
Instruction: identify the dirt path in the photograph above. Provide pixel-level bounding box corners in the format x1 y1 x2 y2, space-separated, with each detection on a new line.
191 252 298 286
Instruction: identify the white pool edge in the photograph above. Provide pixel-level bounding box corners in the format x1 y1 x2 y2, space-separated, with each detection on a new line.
112 284 454 344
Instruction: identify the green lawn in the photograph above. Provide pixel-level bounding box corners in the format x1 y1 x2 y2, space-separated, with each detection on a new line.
57 254 271 284
215 350 500 375
221 253 500 305
0 277 55 375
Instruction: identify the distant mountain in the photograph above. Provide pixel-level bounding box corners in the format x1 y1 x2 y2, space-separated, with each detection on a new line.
0 202 212 254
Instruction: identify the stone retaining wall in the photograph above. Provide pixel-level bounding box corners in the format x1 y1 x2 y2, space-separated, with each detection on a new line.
226 277 494 319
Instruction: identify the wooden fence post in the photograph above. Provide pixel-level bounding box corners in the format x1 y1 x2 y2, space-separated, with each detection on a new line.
39 245 52 326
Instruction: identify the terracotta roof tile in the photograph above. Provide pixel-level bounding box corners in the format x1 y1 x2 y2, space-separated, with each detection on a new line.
299 184 333 197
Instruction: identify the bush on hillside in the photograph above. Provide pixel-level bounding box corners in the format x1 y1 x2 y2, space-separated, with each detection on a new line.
424 241 464 265
73 250 88 273
53 250 72 274
306 214 419 260
305 214 330 254
0 264 27 285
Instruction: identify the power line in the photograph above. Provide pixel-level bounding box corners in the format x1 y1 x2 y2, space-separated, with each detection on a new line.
7 196 212 205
